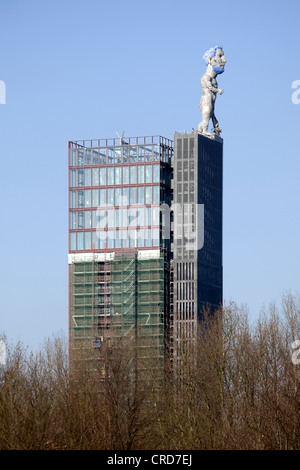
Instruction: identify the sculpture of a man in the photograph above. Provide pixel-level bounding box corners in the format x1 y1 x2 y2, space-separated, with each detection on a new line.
198 46 227 136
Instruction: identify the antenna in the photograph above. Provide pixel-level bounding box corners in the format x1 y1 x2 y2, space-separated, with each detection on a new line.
116 131 127 145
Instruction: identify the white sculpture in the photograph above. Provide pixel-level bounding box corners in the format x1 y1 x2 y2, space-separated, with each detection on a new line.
198 46 227 136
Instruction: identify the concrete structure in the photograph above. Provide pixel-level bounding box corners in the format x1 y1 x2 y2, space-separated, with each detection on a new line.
172 131 223 356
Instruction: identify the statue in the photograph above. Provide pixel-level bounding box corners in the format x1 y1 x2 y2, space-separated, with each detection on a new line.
198 46 227 136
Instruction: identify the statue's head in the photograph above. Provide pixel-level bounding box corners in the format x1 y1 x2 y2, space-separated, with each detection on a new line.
203 46 226 74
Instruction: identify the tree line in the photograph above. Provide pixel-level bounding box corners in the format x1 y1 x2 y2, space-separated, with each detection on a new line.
0 292 299 450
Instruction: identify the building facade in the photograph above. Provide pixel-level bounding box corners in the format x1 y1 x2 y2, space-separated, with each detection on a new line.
172 132 223 356
68 131 223 371
68 135 173 372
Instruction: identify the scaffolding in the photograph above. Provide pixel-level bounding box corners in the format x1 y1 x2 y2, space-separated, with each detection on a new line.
69 251 170 372
70 260 98 349
110 255 137 339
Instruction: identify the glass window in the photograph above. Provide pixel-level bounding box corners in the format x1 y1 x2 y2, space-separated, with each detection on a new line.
145 207 151 226
115 230 120 248
122 187 129 205
85 232 91 250
130 187 136 205
138 187 144 205
98 210 108 229
138 229 145 247
138 166 144 183
91 231 97 250
130 166 136 184
119 229 125 245
114 150 121 164
107 167 114 185
77 232 84 250
121 208 128 227
78 211 84 229
115 208 119 228
107 148 113 164
107 188 114 206
145 165 152 183
70 191 76 208
100 189 106 206
91 210 96 228
84 149 91 165
138 145 144 160
99 167 106 186
145 149 152 162
70 170 76 187
85 190 91 207
77 150 84 166
128 230 137 248
145 186 152 204
85 211 91 228
152 207 159 225
70 212 76 229
92 168 99 186
122 145 128 162
129 207 137 227
71 232 76 250
136 207 145 226
153 165 160 182
78 191 84 208
129 146 137 163
92 149 99 165
107 209 114 228
115 167 121 185
153 145 160 161
108 231 115 248
92 189 99 207
123 230 129 248
99 231 107 249
123 166 129 184
99 148 106 165
153 186 159 204
152 228 159 246
85 168 91 186
144 229 151 247
78 170 84 187
115 187 120 206
94 210 100 230
71 149 76 166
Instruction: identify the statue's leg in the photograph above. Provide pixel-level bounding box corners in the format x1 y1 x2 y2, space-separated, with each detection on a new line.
198 105 210 133
212 113 219 128
198 96 213 134
198 117 209 133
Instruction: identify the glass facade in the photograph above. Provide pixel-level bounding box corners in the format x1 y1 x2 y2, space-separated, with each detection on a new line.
68 136 173 375
69 136 173 253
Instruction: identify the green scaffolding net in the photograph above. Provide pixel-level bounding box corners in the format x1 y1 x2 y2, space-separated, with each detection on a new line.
70 252 169 369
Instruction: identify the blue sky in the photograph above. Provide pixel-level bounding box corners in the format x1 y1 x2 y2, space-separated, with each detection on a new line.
1 0 300 349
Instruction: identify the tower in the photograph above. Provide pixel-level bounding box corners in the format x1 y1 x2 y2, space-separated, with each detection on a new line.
68 135 173 374
172 131 223 357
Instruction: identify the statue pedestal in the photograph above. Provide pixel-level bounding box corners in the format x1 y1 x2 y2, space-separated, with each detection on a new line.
197 130 223 143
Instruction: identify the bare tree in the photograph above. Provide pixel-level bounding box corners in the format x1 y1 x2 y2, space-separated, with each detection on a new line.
0 293 299 450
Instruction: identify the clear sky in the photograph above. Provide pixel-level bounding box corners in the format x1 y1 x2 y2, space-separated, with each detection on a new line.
1 0 300 350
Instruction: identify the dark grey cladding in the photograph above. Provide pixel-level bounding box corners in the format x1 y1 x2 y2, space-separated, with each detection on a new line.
172 132 223 343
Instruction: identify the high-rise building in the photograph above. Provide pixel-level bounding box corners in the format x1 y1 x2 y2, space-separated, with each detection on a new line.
68 135 173 373
68 131 223 372
172 131 223 357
